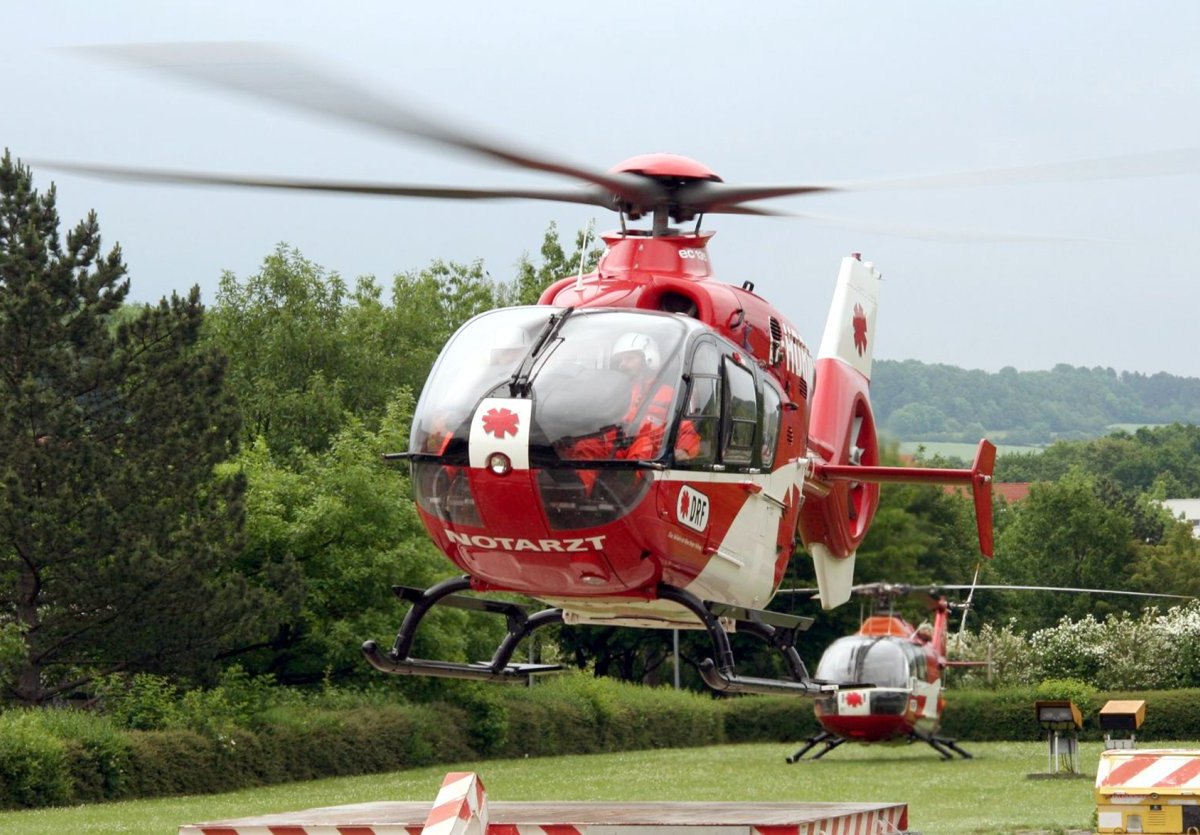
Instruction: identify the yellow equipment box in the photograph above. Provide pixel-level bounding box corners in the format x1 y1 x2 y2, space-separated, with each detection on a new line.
1096 748 1200 833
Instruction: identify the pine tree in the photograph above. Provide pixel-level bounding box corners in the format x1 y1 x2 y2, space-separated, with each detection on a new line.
0 151 265 703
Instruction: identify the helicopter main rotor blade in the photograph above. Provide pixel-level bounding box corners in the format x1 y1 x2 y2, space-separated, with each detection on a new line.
841 146 1200 192
76 42 660 209
35 160 616 207
787 210 1088 242
68 43 1200 223
677 180 839 209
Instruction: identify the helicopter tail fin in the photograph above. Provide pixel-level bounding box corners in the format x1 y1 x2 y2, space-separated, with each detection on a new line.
799 255 884 609
817 254 881 379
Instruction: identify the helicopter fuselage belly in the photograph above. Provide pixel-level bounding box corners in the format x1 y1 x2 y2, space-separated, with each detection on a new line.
818 712 912 742
816 686 914 742
415 459 799 625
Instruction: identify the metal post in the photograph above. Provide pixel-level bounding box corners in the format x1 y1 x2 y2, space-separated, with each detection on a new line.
673 629 680 690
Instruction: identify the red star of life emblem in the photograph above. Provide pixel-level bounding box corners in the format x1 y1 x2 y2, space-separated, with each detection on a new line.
680 491 690 515
852 303 868 357
844 691 865 707
481 407 520 439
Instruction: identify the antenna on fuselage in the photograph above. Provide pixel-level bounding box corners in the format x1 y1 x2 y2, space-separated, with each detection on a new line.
957 560 983 639
575 218 595 291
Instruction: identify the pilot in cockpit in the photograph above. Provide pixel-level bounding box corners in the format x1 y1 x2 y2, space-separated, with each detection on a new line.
611 332 699 462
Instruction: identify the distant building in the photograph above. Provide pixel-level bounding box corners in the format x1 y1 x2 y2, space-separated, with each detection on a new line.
944 482 1031 504
993 482 1032 504
1159 499 1200 538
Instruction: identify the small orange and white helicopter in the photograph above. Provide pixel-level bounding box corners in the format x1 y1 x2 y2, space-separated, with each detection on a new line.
783 582 1197 759
786 582 977 760
68 43 1200 697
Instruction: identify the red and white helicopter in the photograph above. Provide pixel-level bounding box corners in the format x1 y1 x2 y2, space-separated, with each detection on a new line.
785 582 1197 759
373 242 996 696
46 43 1013 695
786 583 975 760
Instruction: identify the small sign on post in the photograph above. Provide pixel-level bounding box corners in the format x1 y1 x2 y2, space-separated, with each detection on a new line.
1033 699 1084 776
1098 699 1145 750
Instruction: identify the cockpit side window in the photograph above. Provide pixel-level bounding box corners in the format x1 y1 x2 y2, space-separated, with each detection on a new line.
761 379 782 469
722 358 758 466
682 342 721 466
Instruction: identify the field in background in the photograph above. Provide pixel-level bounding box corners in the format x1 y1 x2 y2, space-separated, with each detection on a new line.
899 441 1045 460
0 740 1116 835
898 423 1168 463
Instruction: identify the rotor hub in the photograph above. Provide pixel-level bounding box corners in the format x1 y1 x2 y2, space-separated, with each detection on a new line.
609 153 723 183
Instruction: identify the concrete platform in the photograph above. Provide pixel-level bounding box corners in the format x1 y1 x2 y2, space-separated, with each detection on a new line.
180 771 910 835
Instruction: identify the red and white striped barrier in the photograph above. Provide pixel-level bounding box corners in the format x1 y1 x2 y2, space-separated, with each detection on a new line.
1097 749 1200 793
421 773 489 835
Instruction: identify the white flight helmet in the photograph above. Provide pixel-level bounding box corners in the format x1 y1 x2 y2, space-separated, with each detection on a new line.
490 325 529 363
612 332 661 370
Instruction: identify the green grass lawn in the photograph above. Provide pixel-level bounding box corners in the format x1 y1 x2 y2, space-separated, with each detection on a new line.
0 739 1122 835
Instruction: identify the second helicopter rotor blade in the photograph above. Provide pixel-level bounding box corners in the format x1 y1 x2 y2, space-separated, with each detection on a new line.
934 583 1196 600
76 41 661 208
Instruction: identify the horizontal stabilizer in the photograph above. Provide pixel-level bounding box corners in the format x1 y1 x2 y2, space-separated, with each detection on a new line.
813 439 997 557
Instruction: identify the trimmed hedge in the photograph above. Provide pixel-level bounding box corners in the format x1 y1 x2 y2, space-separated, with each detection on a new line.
939 687 1200 742
4 680 1200 810
497 675 725 757
723 696 819 743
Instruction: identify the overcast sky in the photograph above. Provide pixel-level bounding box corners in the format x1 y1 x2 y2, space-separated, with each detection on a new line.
5 2 1198 376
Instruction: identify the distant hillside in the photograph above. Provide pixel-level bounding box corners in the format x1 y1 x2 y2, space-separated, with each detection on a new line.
871 360 1200 444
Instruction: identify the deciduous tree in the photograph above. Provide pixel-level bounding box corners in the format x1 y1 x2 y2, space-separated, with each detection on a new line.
993 468 1136 630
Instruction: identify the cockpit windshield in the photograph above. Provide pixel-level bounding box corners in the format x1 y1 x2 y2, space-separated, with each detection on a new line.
815 636 914 688
411 307 693 463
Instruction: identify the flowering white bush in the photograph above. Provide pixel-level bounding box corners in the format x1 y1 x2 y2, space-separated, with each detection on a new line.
947 619 1037 687
1029 615 1108 683
948 602 1200 690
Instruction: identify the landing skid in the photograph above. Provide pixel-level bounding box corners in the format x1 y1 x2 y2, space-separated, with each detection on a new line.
363 577 833 695
786 731 847 762
912 728 973 760
362 576 565 683
657 585 828 696
786 729 973 762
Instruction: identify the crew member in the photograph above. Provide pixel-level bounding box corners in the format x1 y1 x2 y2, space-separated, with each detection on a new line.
611 332 700 461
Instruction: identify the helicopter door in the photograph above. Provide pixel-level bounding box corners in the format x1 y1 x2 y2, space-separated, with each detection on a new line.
679 341 722 467
699 356 783 606
902 642 943 729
